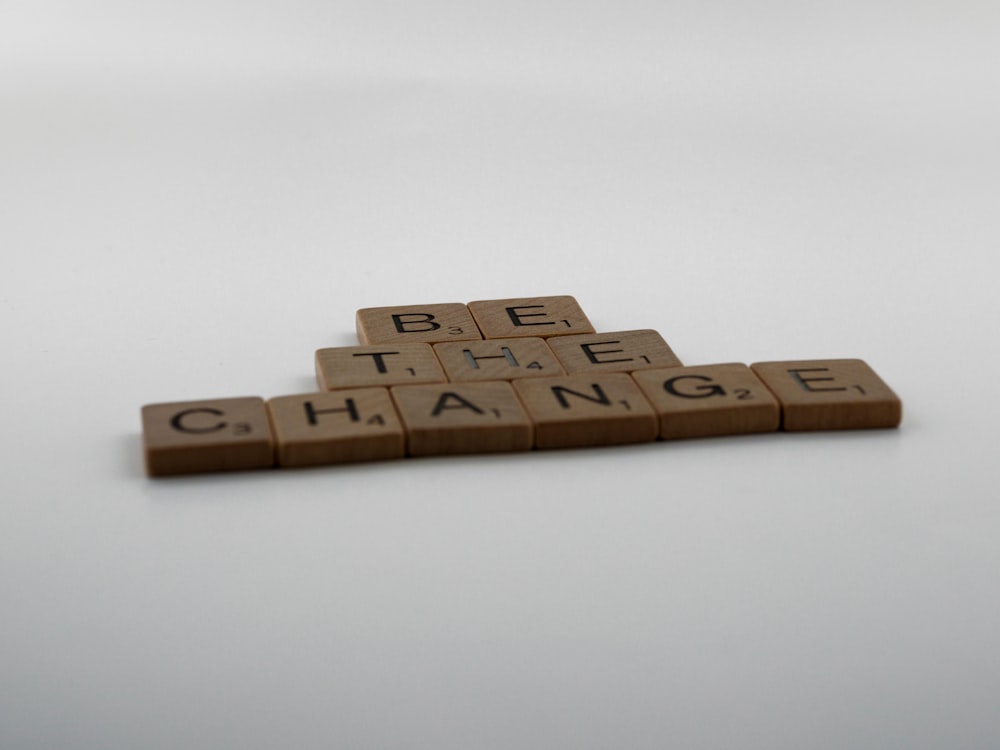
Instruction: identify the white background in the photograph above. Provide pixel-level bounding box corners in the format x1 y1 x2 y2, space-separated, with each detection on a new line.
3 2 999 748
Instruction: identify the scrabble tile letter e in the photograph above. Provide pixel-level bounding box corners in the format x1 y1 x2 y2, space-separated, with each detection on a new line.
751 359 902 431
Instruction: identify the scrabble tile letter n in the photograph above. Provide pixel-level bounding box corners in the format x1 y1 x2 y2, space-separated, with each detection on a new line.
513 373 657 449
751 359 902 431
141 396 275 476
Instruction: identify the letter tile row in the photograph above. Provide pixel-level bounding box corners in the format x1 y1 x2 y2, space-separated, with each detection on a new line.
142 366 901 476
355 295 596 344
141 296 902 476
316 330 681 390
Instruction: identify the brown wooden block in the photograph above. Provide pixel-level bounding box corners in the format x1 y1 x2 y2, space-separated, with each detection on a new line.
750 359 902 431
267 389 405 467
432 337 565 382
356 303 482 345
547 329 682 375
512 373 657 449
390 381 533 456
141 396 274 476
467 295 595 339
316 343 447 390
631 363 780 439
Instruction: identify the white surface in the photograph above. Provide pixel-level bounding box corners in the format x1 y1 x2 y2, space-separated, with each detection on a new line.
3 2 1000 748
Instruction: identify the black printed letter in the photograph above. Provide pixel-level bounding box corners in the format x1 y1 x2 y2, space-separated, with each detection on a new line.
170 408 226 434
392 313 441 333
551 384 611 409
664 375 726 399
304 398 360 424
352 351 400 373
431 392 485 416
580 341 630 365
788 368 847 393
506 305 555 327
463 346 519 370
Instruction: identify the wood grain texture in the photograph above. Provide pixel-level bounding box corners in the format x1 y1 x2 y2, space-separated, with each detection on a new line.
141 396 274 476
432 337 564 382
512 373 657 449
751 359 902 431
390 381 533 456
267 389 404 467
316 343 446 390
356 303 482 344
632 363 780 439
467 296 595 339
547 329 682 374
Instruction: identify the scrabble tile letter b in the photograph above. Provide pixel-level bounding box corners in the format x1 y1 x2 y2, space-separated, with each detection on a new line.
356 303 482 345
751 359 902 431
141 396 275 476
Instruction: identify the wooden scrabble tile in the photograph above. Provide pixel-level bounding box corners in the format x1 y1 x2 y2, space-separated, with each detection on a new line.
141 396 274 476
512 373 657 449
316 343 447 390
356 303 482 345
267 389 404 467
751 359 902 431
631 363 780 439
547 329 682 375
390 381 533 456
432 337 565 382
467 295 595 339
